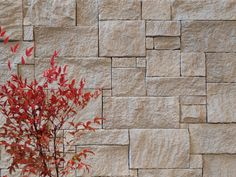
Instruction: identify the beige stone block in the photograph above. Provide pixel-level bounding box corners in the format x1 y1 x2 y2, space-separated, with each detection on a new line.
136 57 146 68
35 26 98 57
146 21 180 36
180 96 206 105
0 64 17 85
146 37 154 49
130 129 189 168
190 155 203 169
139 169 202 177
189 124 236 153
142 0 171 20
147 50 180 77
1 169 22 177
0 147 12 167
207 83 236 123
207 53 236 82
112 58 136 68
103 97 179 129
18 64 35 83
181 105 206 123
102 89 112 97
154 37 180 49
23 26 33 41
112 68 146 96
99 0 141 20
181 53 206 76
99 21 145 57
147 77 206 96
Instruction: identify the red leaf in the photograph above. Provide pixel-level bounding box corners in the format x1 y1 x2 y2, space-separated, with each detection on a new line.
8 60 11 70
25 46 34 57
0 30 6 37
21 56 25 65
3 36 9 44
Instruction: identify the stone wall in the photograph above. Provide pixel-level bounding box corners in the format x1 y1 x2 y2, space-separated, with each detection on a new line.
0 0 236 177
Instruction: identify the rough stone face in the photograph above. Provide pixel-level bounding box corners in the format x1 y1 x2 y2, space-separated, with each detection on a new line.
23 0 76 26
103 97 179 129
0 64 17 85
99 21 145 56
136 57 146 68
207 83 236 123
112 57 136 68
99 0 141 20
146 37 154 49
77 146 129 176
189 124 236 153
146 21 180 36
142 0 171 20
130 129 189 168
182 21 236 52
35 26 98 57
147 77 206 96
181 53 206 76
23 26 33 41
203 155 236 177
206 53 236 82
181 105 206 123
190 155 203 169
77 0 98 26
173 0 236 20
112 68 146 96
154 37 180 49
180 96 206 105
139 169 202 177
147 50 180 77
18 64 35 83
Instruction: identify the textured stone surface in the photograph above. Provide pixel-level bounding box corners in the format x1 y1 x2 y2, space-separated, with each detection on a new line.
190 155 203 169
147 77 206 96
182 21 236 52
18 64 35 83
154 37 180 49
112 68 146 96
146 37 154 49
104 97 179 129
136 58 146 68
99 21 145 56
173 0 236 20
142 0 171 20
35 26 98 57
112 57 136 68
146 21 180 36
130 129 189 168
180 96 206 105
23 26 33 41
207 83 236 123
0 64 17 85
181 105 206 123
99 0 141 20
189 124 236 153
207 53 236 82
139 169 202 177
147 50 180 77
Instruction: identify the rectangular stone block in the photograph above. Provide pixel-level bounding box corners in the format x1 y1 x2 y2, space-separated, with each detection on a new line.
173 0 236 20
130 129 189 168
181 105 206 123
18 64 35 83
0 64 17 85
182 21 236 52
154 37 180 49
146 21 180 36
147 77 206 96
99 0 141 20
139 169 202 177
180 96 206 105
190 155 203 169
206 53 236 82
99 21 145 56
103 97 179 129
112 57 136 68
207 83 236 123
35 26 98 57
189 124 236 153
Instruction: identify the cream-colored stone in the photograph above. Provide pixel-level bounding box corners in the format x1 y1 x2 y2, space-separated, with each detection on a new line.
147 50 180 77
139 169 202 177
18 64 35 83
77 0 98 26
180 96 206 105
181 53 206 76
24 26 33 41
112 68 146 96
180 123 189 129
189 124 236 153
207 53 236 82
154 37 180 49
147 77 206 96
146 21 180 36
182 21 236 52
1 169 22 177
181 105 206 123
142 0 171 20
23 0 75 26
0 0 22 40
130 129 189 168
190 155 203 169
146 37 154 49
77 146 129 176
99 21 145 57
102 89 112 97
99 0 141 20
112 58 136 68
103 97 179 129
173 0 236 20
35 26 98 57
136 58 146 68
207 83 236 123
0 64 17 85
0 147 12 167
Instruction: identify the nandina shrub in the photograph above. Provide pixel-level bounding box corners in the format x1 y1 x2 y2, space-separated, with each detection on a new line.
0 27 103 177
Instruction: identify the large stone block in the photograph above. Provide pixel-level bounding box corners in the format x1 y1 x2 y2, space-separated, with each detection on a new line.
146 21 180 36
189 124 236 153
154 37 180 50
207 83 236 123
181 105 206 123
147 77 206 96
99 21 145 56
103 97 179 129
207 53 236 82
139 169 202 177
130 129 189 168
35 26 98 57
182 21 236 52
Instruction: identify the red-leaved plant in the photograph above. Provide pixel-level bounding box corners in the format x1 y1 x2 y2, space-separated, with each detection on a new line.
0 27 103 177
